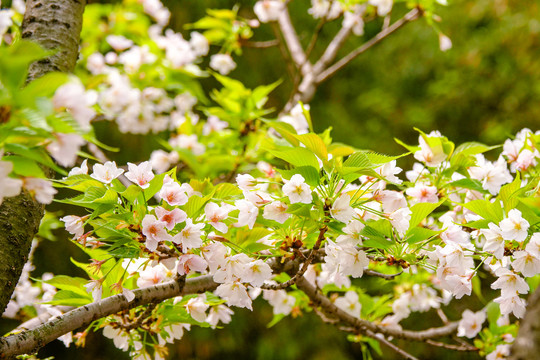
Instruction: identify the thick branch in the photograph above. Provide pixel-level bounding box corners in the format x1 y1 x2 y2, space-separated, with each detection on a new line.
0 276 217 358
316 8 420 84
277 6 309 72
510 285 540 359
296 276 458 341
0 0 86 315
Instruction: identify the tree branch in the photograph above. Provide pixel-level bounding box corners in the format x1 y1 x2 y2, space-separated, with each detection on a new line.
316 8 421 84
277 5 309 73
511 285 540 359
365 329 419 360
295 276 458 341
0 275 217 358
312 24 352 75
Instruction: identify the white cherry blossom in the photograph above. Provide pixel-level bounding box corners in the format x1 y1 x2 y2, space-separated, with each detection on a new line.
282 174 312 204
499 209 529 242
125 161 154 188
90 161 124 184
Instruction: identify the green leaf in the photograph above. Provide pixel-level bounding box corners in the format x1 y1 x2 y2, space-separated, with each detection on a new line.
498 173 521 213
4 155 46 178
472 275 485 303
47 290 92 306
461 199 504 223
44 275 89 297
486 301 501 331
293 133 328 163
278 166 320 187
267 313 286 328
268 147 320 169
120 185 142 203
448 178 486 193
3 143 66 175
265 120 300 146
286 203 313 217
343 152 372 168
0 40 50 91
94 188 118 204
451 142 500 167
215 182 243 199
17 72 69 103
406 227 443 245
407 200 444 234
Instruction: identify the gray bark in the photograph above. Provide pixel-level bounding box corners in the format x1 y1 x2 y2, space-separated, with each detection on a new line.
510 286 540 359
0 0 86 315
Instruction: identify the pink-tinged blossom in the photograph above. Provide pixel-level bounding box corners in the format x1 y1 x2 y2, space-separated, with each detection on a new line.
511 250 540 278
257 161 276 177
159 181 188 206
502 138 523 165
525 233 540 258
441 222 470 246
46 133 85 168
23 178 57 204
235 199 259 229
177 254 207 275
106 35 133 51
486 344 511 360
263 201 290 224
84 279 103 302
125 161 154 188
490 268 529 296
254 0 284 23
243 260 272 287
335 291 362 318
0 160 23 205
205 202 232 233
468 155 512 195
172 219 204 250
136 264 170 288
368 0 393 16
494 293 527 318
169 134 205 155
263 289 296 315
202 115 228 136
155 206 187 230
68 159 88 176
206 305 234 328
499 209 529 243
331 194 355 223
514 149 536 172
90 161 124 184
481 223 505 259
378 190 407 213
336 220 365 246
405 183 439 203
53 82 97 131
236 174 258 191
375 160 403 185
405 162 429 182
215 281 253 310
102 325 129 351
438 33 452 51
142 214 172 252
201 242 229 273
389 207 411 237
343 7 365 36
185 296 209 322
60 215 85 239
413 131 446 167
213 253 251 283
243 190 272 207
149 149 179 174
210 54 236 75
443 273 473 299
282 174 312 204
457 309 485 338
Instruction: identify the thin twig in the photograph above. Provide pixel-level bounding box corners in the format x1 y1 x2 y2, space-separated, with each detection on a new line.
364 269 402 280
242 39 280 48
305 17 327 61
312 20 353 74
316 8 421 83
271 22 296 81
365 329 420 360
425 339 478 352
261 224 328 290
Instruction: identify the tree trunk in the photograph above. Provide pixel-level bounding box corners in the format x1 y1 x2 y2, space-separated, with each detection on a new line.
0 0 86 315
510 286 540 359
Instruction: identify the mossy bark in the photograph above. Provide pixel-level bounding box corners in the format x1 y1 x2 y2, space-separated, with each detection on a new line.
0 0 86 315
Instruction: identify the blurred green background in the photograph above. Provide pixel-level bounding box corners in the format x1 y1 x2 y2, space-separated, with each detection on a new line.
2 0 538 359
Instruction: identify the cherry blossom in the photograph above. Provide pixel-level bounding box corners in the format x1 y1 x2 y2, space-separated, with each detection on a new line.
215 281 253 310
405 183 439 203
263 289 296 315
206 305 234 328
90 161 124 184
155 206 187 230
499 209 529 242
282 174 312 204
331 194 355 223
68 159 89 176
511 250 540 277
125 161 154 188
158 180 188 206
263 201 290 223
457 309 485 338
210 54 236 75
60 215 85 239
185 296 209 322
235 199 259 229
490 268 529 295
0 160 23 205
335 291 361 318
336 220 365 246
23 178 57 204
205 202 233 233
141 214 172 251
172 219 204 250
481 223 506 259
46 133 86 168
254 0 284 23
